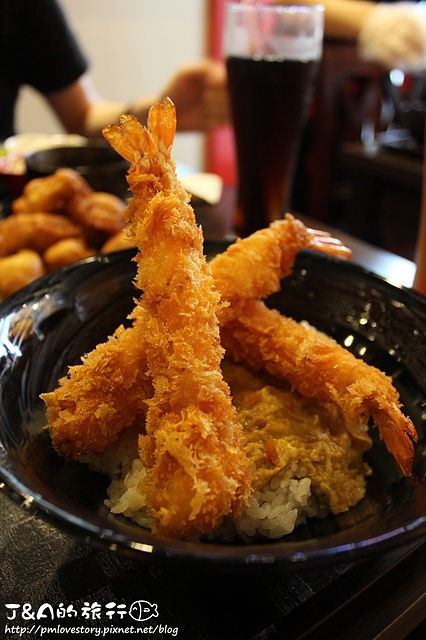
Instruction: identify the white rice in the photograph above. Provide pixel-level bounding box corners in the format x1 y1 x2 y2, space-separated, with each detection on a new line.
105 458 153 529
81 427 154 531
235 467 323 540
206 462 329 542
96 441 329 541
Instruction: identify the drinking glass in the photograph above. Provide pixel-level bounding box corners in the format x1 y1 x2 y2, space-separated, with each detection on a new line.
224 2 324 236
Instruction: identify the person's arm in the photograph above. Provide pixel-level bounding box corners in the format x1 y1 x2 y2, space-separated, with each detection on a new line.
46 59 229 138
45 73 151 138
316 0 375 39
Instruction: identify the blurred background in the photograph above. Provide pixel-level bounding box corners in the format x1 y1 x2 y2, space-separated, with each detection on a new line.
10 0 426 261
15 0 207 171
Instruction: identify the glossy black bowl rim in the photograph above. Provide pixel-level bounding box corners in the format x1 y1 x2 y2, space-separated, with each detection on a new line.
0 247 425 571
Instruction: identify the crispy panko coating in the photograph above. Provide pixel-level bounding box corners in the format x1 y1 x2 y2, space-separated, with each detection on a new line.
101 100 250 537
42 210 417 478
41 101 418 542
0 249 45 298
0 212 83 257
211 214 351 323
220 299 418 476
12 167 92 214
42 216 350 459
43 317 152 458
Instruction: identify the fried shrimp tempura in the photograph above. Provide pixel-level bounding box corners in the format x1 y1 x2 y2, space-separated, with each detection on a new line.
212 221 418 476
42 103 417 528
220 299 418 476
101 99 250 537
42 208 416 477
42 216 351 458
211 214 351 322
43 315 152 458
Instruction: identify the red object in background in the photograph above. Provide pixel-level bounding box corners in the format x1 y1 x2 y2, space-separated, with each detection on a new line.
206 0 236 186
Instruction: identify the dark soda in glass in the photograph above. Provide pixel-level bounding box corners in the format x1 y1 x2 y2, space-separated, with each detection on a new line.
226 55 319 236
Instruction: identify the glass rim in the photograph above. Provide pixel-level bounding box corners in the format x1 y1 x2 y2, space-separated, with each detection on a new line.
224 3 325 15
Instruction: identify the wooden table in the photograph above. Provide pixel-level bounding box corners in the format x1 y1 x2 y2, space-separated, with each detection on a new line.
1 487 425 640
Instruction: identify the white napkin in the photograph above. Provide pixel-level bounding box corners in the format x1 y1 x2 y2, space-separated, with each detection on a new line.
179 172 223 205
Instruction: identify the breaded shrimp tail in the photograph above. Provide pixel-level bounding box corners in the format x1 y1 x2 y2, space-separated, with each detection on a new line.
211 214 351 312
221 298 418 476
103 99 250 537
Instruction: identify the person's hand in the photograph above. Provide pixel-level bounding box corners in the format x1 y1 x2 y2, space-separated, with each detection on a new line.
159 59 229 131
358 2 426 71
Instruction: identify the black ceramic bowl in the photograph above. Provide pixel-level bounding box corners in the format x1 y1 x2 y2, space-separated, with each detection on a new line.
25 141 130 198
0 245 425 572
